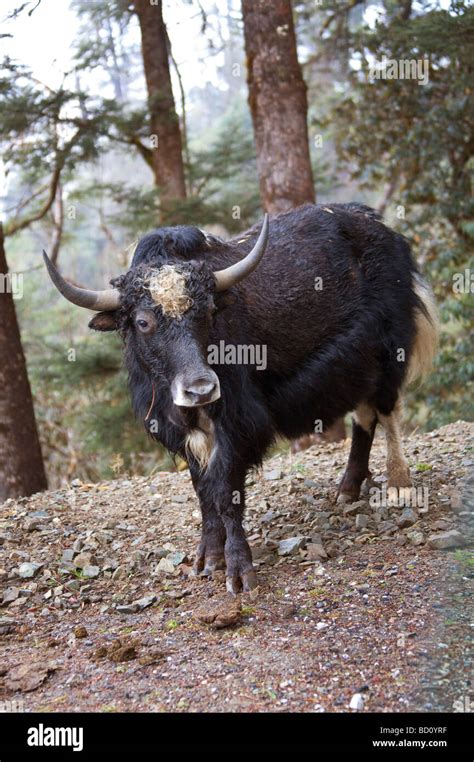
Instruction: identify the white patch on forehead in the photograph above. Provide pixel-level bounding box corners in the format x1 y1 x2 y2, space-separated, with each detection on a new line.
145 265 193 319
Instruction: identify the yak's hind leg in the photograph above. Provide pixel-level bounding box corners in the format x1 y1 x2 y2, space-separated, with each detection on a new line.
337 403 377 503
377 399 412 504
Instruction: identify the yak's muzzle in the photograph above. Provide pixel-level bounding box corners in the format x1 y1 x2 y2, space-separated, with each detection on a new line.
171 371 221 407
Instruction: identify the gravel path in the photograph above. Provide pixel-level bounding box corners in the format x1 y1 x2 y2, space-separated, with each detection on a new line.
0 421 472 713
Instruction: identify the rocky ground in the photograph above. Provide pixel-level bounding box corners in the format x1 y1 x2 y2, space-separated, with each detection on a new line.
0 421 472 713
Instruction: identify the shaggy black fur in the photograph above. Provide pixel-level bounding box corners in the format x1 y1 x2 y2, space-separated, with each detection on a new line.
89 203 428 591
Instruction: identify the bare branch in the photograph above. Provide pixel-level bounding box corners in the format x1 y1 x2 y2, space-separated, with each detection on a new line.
321 0 365 34
4 130 82 237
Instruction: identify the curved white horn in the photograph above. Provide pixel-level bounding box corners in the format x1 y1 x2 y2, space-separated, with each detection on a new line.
213 214 269 292
43 250 120 311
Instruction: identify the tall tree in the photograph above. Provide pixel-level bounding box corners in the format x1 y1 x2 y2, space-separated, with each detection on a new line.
0 225 47 499
241 0 315 214
132 0 187 210
242 0 345 444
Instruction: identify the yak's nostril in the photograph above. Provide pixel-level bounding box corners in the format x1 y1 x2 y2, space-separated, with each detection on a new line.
184 380 216 398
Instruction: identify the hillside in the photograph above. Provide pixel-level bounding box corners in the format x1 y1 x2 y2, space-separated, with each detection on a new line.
0 421 472 713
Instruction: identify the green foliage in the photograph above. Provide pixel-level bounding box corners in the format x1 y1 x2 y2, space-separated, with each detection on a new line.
298 0 473 427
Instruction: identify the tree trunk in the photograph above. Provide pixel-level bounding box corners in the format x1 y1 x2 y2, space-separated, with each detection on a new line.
0 225 47 499
133 0 187 208
242 0 315 214
242 1 344 446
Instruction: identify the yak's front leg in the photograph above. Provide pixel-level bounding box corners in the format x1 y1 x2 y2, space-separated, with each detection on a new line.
198 462 257 594
190 465 226 576
222 466 257 594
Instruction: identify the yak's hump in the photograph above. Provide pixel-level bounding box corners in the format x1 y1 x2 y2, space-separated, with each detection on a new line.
131 226 211 268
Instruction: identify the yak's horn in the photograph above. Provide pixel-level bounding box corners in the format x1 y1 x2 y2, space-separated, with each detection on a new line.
213 214 269 292
43 250 121 311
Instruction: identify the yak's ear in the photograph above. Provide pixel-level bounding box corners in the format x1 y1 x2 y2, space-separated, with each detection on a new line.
88 311 119 332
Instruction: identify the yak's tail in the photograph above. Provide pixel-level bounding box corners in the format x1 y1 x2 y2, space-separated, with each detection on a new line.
405 273 439 386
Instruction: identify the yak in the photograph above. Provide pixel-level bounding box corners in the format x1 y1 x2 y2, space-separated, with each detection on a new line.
43 203 438 593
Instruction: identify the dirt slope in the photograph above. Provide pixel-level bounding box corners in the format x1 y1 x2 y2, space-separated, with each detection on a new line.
0 421 472 713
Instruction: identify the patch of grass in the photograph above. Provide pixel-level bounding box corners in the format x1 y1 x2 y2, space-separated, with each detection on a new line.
292 463 307 474
453 549 474 571
241 605 256 616
415 463 433 472
101 705 118 712
165 619 179 630
308 587 325 598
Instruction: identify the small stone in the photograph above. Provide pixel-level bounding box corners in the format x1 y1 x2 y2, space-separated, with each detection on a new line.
0 617 17 634
355 514 369 530
61 549 75 563
112 566 127 581
74 625 88 638
342 500 367 514
263 468 282 481
449 491 463 513
8 597 28 609
407 530 425 547
82 566 100 579
396 509 418 528
349 693 365 711
306 543 328 561
18 562 43 579
261 511 275 524
427 530 466 550
316 622 328 631
24 517 43 532
72 538 84 553
64 580 81 592
378 520 397 533
167 551 186 567
432 519 451 531
2 587 20 604
135 594 157 611
116 603 139 615
155 558 177 575
281 603 298 619
73 552 95 569
325 541 341 558
278 537 304 556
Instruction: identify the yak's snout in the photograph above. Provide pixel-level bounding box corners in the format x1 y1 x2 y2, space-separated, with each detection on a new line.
171 371 220 407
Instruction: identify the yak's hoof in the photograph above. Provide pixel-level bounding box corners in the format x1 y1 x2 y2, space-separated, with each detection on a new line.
194 553 226 577
226 569 258 595
337 492 358 504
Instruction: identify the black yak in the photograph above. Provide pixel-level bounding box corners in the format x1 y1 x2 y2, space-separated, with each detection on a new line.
43 203 438 593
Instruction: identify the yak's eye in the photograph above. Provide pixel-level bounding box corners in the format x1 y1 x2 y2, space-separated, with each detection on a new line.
134 310 157 334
